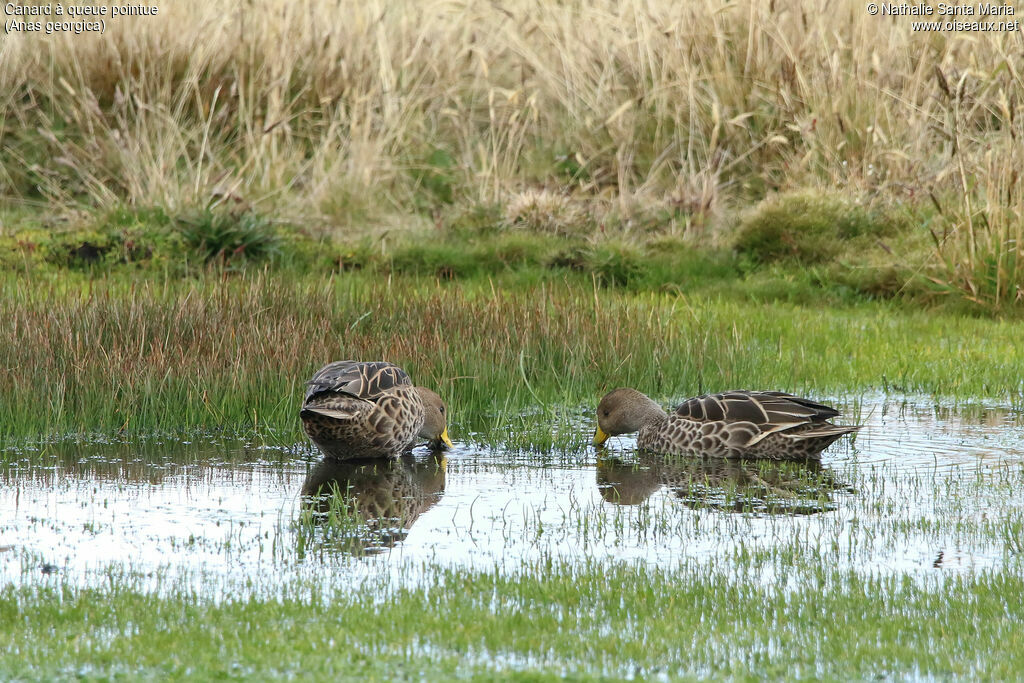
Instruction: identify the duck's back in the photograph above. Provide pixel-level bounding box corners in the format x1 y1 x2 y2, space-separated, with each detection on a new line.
640 390 856 460
674 391 839 425
301 361 425 460
304 361 412 403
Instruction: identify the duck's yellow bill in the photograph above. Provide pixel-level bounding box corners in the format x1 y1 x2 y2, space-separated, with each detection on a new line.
439 427 454 449
592 425 610 446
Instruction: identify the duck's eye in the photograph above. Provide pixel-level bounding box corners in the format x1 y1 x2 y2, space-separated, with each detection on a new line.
603 411 610 417
439 406 445 414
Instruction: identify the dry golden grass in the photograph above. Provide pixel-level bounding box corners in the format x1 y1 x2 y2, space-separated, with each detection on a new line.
2 0 1023 303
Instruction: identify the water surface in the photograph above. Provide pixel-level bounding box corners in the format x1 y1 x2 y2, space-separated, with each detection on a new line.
3 394 1023 597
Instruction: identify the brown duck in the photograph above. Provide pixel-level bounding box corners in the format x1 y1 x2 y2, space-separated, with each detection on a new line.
301 361 452 461
593 388 859 460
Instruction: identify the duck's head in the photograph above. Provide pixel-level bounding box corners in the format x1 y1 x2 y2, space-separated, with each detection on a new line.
593 388 665 446
416 387 454 450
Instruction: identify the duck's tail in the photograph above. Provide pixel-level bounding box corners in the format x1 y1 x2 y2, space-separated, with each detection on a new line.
786 423 862 440
300 406 358 421
783 424 861 456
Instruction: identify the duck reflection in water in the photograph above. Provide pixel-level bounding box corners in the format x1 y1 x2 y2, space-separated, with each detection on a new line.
597 455 849 515
299 453 446 555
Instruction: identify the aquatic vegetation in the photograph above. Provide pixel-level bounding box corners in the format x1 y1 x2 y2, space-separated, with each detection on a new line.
5 564 1024 679
1 269 1022 443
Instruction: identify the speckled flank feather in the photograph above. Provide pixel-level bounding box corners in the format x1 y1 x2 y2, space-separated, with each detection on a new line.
597 388 859 461
301 361 425 460
648 391 854 460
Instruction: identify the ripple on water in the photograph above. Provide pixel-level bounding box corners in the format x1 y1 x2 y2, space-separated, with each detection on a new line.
1 394 1022 597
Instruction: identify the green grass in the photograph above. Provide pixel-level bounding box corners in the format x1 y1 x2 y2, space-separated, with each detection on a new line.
1 268 1023 444
4 563 1024 680
0 193 1012 314
732 191 897 265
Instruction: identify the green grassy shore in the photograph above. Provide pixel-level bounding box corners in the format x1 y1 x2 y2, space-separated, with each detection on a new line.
4 566 1024 680
1 268 1023 444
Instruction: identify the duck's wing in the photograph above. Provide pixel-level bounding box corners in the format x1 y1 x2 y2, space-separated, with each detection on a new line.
674 391 839 429
304 361 412 403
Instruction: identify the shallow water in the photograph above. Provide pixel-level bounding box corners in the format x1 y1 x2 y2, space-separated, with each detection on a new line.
2 394 1023 597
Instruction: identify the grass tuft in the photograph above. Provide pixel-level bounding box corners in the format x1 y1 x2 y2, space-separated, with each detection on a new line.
175 209 283 265
733 191 892 265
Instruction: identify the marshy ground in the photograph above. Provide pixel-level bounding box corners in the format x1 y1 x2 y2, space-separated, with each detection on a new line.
4 0 1024 677
3 393 1024 678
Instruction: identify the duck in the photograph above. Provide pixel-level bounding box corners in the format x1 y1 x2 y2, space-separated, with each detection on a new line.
301 360 452 461
593 388 859 460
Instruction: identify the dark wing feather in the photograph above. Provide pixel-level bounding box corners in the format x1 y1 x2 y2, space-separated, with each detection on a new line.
304 361 412 403
750 391 839 423
674 391 839 427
